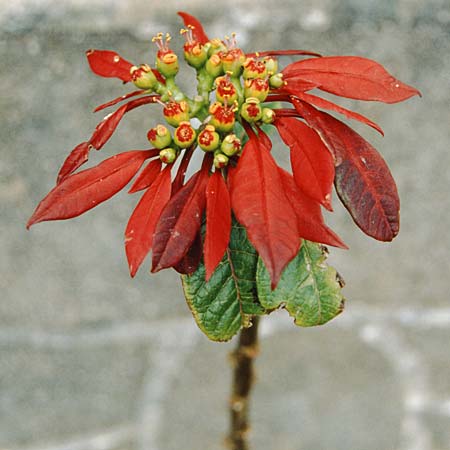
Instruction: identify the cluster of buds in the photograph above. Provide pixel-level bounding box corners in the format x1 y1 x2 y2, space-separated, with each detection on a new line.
122 25 283 169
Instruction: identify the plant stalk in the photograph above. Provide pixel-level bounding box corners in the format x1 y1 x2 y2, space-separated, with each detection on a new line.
227 316 260 450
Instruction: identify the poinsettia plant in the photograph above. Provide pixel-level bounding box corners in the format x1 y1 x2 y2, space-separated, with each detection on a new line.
27 11 419 448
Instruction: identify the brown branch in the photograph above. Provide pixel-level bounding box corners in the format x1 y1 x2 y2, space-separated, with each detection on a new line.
226 316 260 450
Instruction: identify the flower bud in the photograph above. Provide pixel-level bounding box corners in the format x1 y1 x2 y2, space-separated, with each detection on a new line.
207 38 226 57
131 64 158 90
147 124 172 149
269 73 284 89
220 48 245 77
243 57 267 79
220 134 241 156
209 102 236 133
244 78 270 102
205 54 223 78
240 98 262 123
173 121 196 148
159 147 177 164
181 27 208 69
198 125 220 152
261 108 275 124
184 43 208 68
163 101 190 127
262 57 278 75
214 152 229 168
215 75 238 104
156 51 179 78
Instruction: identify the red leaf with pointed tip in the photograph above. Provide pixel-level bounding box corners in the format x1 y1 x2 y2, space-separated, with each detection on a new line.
124 165 172 277
27 150 152 228
293 99 400 241
229 137 300 289
278 168 347 249
89 96 160 151
277 78 318 94
173 232 203 275
57 142 91 184
151 166 210 273
86 50 133 82
204 171 231 281
275 117 334 211
90 104 128 150
292 91 384 135
94 90 146 113
177 11 209 45
128 159 162 193
283 56 420 103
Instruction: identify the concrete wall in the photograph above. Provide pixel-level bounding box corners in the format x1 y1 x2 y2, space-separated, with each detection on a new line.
1 0 450 449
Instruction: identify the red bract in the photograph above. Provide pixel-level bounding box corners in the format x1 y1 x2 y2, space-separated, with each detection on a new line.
205 170 231 281
28 11 419 287
229 135 301 288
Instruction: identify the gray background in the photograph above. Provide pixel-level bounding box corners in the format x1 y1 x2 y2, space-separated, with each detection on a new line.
1 0 450 449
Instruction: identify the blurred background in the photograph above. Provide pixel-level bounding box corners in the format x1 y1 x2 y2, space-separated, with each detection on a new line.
1 0 450 449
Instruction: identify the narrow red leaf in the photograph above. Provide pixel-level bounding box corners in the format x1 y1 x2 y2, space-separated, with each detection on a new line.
291 91 384 135
275 117 335 211
89 104 128 150
90 96 160 151
275 78 318 94
124 165 172 277
27 150 152 228
128 159 162 193
173 232 203 275
177 11 209 45
57 141 91 184
151 160 211 272
86 50 133 82
204 171 231 281
293 99 400 241
278 168 347 249
172 146 195 194
229 137 300 289
94 90 146 113
246 49 321 58
283 56 420 103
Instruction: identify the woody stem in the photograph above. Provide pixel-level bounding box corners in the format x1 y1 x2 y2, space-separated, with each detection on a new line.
227 316 260 450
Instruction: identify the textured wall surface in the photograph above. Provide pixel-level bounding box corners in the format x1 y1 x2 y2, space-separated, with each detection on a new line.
1 0 450 449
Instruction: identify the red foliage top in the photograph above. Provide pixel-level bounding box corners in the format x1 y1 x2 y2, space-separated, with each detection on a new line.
27 11 420 288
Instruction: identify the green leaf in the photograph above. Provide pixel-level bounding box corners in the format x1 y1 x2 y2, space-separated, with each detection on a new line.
181 220 265 341
256 241 345 327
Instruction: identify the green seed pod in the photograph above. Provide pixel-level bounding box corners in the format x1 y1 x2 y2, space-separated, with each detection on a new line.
173 121 197 148
184 43 208 69
147 124 172 149
240 98 262 123
220 48 245 78
220 134 241 156
163 101 190 127
214 152 229 168
207 38 226 57
261 108 275 124
242 57 267 79
131 64 158 90
262 56 278 75
244 78 270 102
156 51 179 78
269 73 284 89
205 54 224 78
159 147 178 164
209 102 236 133
198 125 221 152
